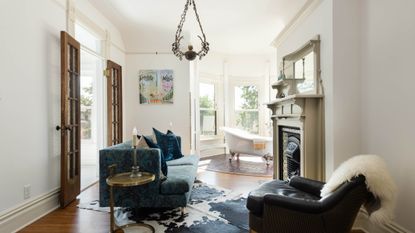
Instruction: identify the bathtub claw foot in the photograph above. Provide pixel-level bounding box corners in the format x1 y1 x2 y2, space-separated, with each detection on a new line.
229 151 236 162
263 153 273 166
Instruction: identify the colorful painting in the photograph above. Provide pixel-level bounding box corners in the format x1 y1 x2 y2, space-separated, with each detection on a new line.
139 69 174 104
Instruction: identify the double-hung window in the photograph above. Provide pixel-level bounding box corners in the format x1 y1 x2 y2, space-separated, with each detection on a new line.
233 85 259 134
199 82 217 136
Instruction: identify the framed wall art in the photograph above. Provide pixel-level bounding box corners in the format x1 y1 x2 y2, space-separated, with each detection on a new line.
139 69 174 104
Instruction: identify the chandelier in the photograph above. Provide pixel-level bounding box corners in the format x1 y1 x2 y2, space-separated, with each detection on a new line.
172 0 209 61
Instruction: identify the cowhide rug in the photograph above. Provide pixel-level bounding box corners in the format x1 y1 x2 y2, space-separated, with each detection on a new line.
78 182 249 233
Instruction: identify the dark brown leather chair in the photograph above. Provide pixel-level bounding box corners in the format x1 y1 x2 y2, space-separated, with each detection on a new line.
246 176 372 233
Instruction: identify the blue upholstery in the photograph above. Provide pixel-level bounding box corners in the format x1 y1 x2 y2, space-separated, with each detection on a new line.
99 136 199 209
166 155 199 166
153 128 183 161
143 135 168 176
160 165 195 194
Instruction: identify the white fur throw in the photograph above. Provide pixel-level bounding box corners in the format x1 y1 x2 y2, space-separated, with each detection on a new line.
321 154 397 225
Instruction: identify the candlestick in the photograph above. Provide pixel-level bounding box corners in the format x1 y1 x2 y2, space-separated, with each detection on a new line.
132 127 138 147
133 146 137 166
130 127 141 177
130 146 141 178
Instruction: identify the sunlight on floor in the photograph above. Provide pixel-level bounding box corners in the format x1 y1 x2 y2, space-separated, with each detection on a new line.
81 165 98 190
198 159 211 166
238 155 263 163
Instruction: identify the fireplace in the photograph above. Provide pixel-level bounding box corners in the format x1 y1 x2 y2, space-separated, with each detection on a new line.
279 127 301 180
266 95 325 181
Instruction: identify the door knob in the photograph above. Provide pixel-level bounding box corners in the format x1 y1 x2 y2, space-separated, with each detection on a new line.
56 125 72 131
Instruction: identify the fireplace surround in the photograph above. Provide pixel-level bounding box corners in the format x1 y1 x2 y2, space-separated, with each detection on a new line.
267 95 325 181
267 36 324 181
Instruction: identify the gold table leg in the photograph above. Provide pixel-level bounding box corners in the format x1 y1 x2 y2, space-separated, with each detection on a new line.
109 186 115 233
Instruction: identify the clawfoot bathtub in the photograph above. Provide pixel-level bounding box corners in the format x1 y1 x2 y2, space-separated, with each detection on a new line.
221 127 273 165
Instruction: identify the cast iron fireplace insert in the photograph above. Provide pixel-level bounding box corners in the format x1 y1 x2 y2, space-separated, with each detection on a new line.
278 126 301 180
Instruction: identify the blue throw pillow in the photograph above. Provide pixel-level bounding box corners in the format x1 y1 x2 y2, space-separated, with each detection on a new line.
167 130 182 153
143 136 168 176
153 128 183 161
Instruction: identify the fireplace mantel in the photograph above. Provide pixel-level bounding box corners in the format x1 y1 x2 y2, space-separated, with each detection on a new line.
266 94 325 181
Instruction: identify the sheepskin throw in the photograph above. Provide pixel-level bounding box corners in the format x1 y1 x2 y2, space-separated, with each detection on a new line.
321 154 397 224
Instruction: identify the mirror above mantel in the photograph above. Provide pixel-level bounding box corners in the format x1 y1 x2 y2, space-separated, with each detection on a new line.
274 35 322 97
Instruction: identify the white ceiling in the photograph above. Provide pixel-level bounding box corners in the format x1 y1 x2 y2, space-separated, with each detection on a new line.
88 0 308 54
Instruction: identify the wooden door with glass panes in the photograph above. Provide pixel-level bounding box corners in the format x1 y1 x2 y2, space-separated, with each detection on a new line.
106 60 123 146
58 31 81 208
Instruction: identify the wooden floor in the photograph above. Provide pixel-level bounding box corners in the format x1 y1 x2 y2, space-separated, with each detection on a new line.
19 166 365 233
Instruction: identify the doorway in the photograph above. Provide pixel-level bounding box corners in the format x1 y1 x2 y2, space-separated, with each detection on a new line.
75 23 105 190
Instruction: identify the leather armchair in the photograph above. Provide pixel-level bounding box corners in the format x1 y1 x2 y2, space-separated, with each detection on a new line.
246 176 372 233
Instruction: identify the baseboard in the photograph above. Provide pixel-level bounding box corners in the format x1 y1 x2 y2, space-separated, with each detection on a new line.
0 188 60 233
354 209 412 233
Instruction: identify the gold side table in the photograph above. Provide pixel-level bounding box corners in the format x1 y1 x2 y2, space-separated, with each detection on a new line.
106 165 155 233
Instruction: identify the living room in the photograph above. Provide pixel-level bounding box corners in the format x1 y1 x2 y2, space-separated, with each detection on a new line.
0 0 414 233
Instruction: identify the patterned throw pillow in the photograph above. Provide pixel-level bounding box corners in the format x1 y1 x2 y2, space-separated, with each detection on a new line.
136 136 149 149
153 128 183 161
143 136 168 177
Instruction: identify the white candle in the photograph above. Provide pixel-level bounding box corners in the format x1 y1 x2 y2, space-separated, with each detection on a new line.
132 127 138 147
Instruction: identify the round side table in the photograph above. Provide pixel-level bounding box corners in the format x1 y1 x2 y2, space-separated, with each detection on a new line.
106 170 155 233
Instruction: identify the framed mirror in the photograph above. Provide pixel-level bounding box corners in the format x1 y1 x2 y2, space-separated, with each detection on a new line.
281 35 321 94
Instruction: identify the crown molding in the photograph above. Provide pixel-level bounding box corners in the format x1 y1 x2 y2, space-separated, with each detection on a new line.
271 0 323 48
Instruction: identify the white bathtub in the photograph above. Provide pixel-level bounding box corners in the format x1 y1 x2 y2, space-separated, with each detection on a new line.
221 127 273 164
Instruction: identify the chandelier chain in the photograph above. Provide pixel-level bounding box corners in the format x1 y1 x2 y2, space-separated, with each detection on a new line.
172 0 209 60
175 0 190 40
191 0 206 41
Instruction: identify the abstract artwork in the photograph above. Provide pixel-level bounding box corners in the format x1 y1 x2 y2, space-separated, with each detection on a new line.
139 69 174 104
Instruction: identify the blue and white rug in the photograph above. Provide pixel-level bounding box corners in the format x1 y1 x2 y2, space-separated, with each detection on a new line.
78 182 249 233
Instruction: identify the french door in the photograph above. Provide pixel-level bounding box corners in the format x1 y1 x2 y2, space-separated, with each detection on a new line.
59 31 81 208
106 60 123 146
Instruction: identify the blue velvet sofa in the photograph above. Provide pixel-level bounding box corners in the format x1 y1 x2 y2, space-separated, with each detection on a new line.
99 137 199 209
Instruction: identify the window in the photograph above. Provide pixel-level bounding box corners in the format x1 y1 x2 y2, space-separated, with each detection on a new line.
75 23 102 55
199 83 217 136
234 85 259 134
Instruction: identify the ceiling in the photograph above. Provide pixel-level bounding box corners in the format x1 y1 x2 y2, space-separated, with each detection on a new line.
88 0 308 54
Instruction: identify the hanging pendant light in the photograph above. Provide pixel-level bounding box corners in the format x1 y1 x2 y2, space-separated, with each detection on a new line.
172 0 209 61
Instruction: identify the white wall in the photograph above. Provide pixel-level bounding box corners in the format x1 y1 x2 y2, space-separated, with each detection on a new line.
200 53 277 79
0 0 125 218
332 0 362 169
360 0 415 231
276 0 335 176
125 54 191 155
0 0 65 213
